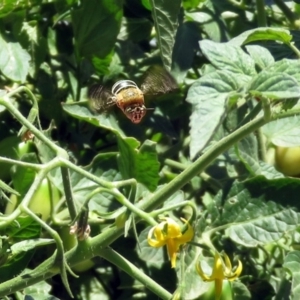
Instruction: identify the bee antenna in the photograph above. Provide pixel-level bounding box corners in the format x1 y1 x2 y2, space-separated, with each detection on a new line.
146 107 155 111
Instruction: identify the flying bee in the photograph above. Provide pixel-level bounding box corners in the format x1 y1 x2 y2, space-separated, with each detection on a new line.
88 65 178 124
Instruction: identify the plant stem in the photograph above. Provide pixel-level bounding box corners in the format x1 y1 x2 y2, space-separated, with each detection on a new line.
256 0 267 27
60 167 77 221
100 247 172 300
287 41 300 59
142 116 267 212
0 95 68 159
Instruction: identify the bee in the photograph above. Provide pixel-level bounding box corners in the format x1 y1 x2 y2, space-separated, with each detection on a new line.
88 65 178 124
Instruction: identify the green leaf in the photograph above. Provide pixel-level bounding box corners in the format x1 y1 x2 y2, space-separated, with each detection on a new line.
199 39 256 76
62 102 124 136
0 35 30 82
247 72 300 99
232 281 252 300
212 179 300 247
71 0 122 58
6 216 41 241
186 70 241 159
0 216 40 282
236 135 284 179
264 58 300 84
24 281 58 300
138 227 165 268
262 116 300 147
117 138 160 191
257 161 285 179
229 27 292 46
235 135 260 176
11 239 54 256
283 251 300 300
118 18 152 42
172 22 200 82
180 232 209 299
0 0 41 17
150 0 181 70
245 45 275 70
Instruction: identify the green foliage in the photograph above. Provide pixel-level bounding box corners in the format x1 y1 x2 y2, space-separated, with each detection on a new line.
2 1 300 300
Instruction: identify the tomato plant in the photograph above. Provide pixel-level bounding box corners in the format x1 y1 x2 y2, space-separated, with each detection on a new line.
1 1 300 300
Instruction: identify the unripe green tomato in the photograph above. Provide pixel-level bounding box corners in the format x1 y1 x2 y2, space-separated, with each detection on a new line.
198 281 233 300
0 136 34 180
275 146 300 176
59 226 94 273
5 178 60 221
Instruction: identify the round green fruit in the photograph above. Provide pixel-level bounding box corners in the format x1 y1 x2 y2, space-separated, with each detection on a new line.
5 178 60 221
275 146 300 176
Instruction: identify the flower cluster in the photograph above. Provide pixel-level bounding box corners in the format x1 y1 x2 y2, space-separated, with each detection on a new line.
147 217 194 268
196 252 243 300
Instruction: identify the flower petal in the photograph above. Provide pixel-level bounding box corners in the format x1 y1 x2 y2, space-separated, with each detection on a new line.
176 218 194 244
147 227 166 247
228 259 243 281
196 261 214 282
166 239 178 268
162 217 182 238
223 253 232 271
211 253 225 280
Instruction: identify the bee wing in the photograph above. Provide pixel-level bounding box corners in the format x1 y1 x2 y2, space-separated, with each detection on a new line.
88 84 116 112
140 65 178 96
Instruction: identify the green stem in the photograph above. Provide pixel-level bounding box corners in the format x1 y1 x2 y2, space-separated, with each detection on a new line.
256 128 267 162
19 205 75 297
142 116 267 213
256 0 267 27
100 247 172 300
60 167 77 221
287 41 300 59
0 95 68 159
164 158 222 192
0 157 41 170
149 200 197 223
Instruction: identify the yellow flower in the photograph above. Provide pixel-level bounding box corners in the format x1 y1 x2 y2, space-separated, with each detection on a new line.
147 217 194 268
196 252 242 300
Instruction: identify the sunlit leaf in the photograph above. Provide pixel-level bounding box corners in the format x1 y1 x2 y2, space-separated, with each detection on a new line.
212 178 300 246
62 102 124 135
247 72 300 99
264 58 300 84
186 70 241 159
200 39 256 76
11 239 54 256
229 27 292 46
245 45 275 69
262 116 300 147
283 251 300 300
0 35 30 82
